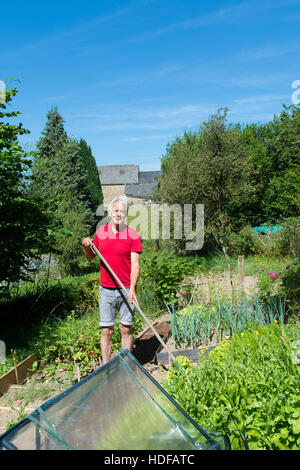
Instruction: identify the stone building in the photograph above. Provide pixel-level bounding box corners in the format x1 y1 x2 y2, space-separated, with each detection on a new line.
98 164 161 207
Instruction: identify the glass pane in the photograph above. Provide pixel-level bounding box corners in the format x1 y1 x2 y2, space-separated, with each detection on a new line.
0 350 229 450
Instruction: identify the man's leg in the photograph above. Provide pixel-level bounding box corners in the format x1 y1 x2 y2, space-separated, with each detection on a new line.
120 324 133 353
99 286 117 364
100 326 114 364
118 288 134 353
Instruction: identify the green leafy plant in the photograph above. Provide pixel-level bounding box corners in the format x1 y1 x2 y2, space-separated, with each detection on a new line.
1 272 142 380
163 324 300 450
167 292 289 349
30 306 142 377
168 304 216 348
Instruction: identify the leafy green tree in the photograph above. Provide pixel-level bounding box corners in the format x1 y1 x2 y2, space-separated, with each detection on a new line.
157 109 258 256
240 105 300 224
233 122 267 226
0 87 50 288
157 105 300 255
259 105 300 221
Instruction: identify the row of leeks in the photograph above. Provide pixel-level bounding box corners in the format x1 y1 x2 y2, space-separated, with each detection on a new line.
167 294 287 349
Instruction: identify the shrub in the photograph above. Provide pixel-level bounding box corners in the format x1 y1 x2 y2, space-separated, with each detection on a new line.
226 226 259 256
272 217 300 258
139 250 203 306
0 273 99 327
279 262 300 317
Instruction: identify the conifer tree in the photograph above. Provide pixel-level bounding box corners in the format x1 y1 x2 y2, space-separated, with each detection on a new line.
31 107 68 200
78 138 103 214
31 107 101 275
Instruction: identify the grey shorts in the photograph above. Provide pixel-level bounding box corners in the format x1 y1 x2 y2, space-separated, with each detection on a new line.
99 286 135 327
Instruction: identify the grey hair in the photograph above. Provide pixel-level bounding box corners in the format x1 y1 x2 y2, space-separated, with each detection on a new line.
107 196 128 215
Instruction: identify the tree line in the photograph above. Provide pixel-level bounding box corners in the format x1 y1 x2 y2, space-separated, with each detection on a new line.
0 87 103 290
155 106 300 256
1 86 299 290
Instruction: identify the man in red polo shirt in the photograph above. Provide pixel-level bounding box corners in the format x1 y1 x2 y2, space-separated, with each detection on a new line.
82 196 142 364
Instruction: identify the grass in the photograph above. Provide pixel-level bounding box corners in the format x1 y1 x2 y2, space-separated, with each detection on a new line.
188 250 296 278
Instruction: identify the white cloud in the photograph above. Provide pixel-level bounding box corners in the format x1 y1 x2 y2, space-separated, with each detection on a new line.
122 134 173 142
236 39 300 62
235 94 289 104
78 103 216 132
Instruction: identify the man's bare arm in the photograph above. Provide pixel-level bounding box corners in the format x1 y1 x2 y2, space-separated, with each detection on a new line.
82 237 97 261
128 252 140 304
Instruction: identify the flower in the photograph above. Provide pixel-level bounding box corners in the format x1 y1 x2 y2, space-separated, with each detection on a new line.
225 336 230 340
255 331 259 335
285 337 289 342
241 332 244 337
274 319 278 323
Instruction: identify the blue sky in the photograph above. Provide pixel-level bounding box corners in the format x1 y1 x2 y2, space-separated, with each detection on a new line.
1 0 300 170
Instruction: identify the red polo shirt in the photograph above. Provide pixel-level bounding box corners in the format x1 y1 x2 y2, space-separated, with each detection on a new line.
93 224 142 288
